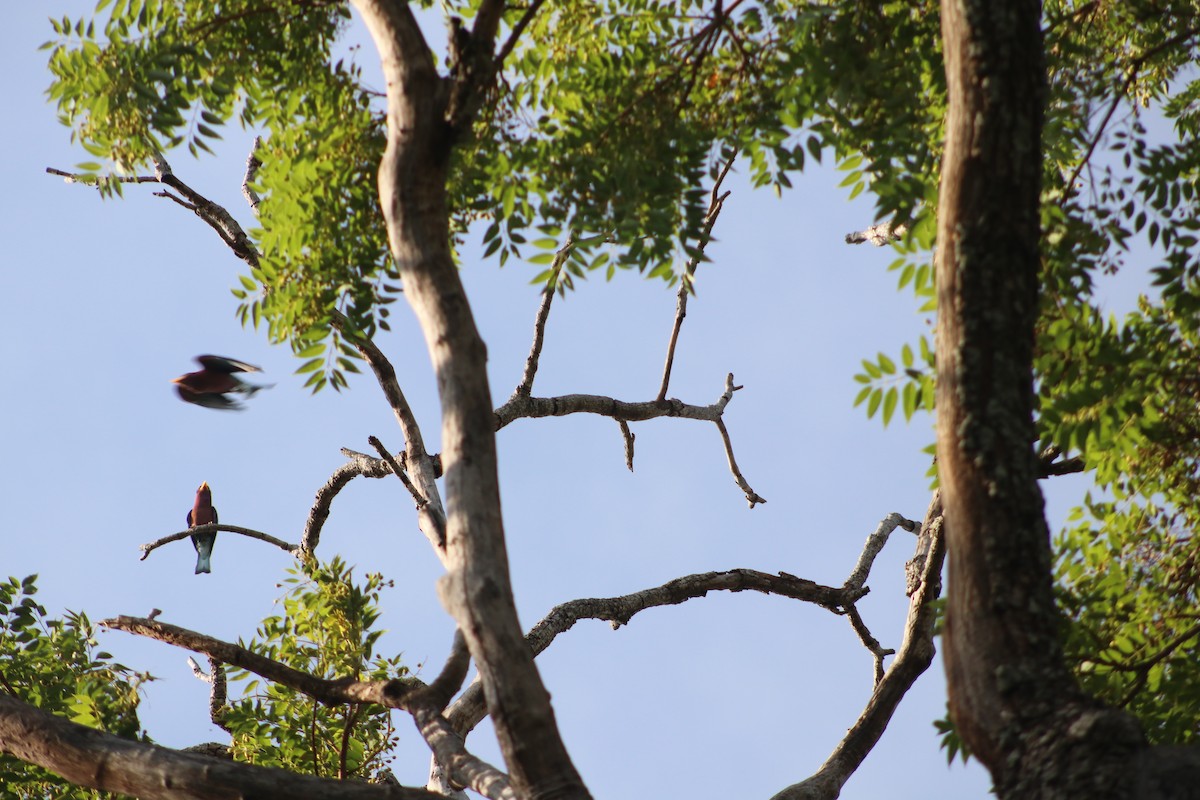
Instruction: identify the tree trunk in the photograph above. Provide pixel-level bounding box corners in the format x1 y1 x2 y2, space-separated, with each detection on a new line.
349 2 591 798
934 1 1157 797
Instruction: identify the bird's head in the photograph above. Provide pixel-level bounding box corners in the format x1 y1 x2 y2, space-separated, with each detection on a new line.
197 481 211 498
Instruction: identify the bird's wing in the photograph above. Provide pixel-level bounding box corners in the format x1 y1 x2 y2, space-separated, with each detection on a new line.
175 384 245 410
213 506 218 524
196 355 263 374
187 509 194 526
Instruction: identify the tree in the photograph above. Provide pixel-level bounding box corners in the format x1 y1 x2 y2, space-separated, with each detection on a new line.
6 0 1200 798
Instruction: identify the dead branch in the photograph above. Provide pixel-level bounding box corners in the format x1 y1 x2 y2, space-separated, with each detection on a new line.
843 512 919 592
617 419 635 471
138 524 298 561
242 135 263 214
446 568 862 735
369 435 435 523
333 313 448 559
188 655 231 731
769 492 945 800
497 373 766 504
844 220 908 246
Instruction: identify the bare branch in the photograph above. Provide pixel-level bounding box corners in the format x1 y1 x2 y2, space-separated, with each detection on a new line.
844 220 908 246
242 135 263 214
715 412 766 508
495 0 547 67
49 152 261 268
138 524 298 561
843 605 894 685
369 435 435 523
189 655 231 731
103 615 419 707
334 313 448 558
843 512 919 592
656 149 736 402
770 493 945 800
447 568 862 736
423 630 472 711
45 166 158 185
0 693 440 800
618 419 635 471
511 240 573 398
1037 444 1086 477
302 449 395 552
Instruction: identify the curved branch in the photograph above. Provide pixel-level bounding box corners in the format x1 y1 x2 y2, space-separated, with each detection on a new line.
138 524 298 561
447 568 863 736
334 313 448 559
0 693 439 800
770 493 946 800
101 615 514 800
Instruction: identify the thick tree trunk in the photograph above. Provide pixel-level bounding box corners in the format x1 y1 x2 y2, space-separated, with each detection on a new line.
933 1 1164 797
349 2 590 799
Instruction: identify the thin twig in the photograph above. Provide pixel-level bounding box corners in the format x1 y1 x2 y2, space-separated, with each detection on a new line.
656 151 737 402
843 512 919 592
242 135 263 215
712 375 765 507
495 0 547 66
1065 26 1200 196
513 237 574 398
843 605 894 685
617 419 635 471
301 451 396 553
138 524 298 561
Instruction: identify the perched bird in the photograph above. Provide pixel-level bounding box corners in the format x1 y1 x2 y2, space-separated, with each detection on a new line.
172 355 270 410
187 482 218 575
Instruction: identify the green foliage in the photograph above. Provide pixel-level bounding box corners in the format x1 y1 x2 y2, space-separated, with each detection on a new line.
42 0 1200 765
1056 498 1200 745
224 558 404 781
0 575 148 799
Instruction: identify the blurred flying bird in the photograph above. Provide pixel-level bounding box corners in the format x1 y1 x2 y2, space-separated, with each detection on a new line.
187 481 218 575
172 354 271 410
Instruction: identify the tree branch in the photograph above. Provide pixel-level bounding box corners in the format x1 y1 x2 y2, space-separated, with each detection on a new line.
769 493 946 800
188 655 231 732
138 524 298 561
447 568 865 736
656 148 736 402
334 312 448 558
0 693 440 800
101 615 515 800
844 220 908 246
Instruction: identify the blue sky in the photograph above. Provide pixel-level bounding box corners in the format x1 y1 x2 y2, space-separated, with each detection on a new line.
2 5 1156 799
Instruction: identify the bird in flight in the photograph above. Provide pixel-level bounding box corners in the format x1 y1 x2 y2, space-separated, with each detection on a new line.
172 354 271 410
187 481 218 575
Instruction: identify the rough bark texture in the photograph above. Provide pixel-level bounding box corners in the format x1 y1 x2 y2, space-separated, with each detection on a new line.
348 2 589 798
933 1 1200 798
0 694 437 800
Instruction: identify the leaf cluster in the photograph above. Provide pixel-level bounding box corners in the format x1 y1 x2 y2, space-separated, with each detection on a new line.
0 575 148 799
223 558 404 781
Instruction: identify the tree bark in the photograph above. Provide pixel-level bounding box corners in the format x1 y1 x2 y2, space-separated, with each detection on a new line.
933 1 1172 797
348 2 590 798
0 694 437 800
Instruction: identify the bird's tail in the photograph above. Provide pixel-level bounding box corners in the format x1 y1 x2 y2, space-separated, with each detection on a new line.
233 381 275 397
195 552 212 574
